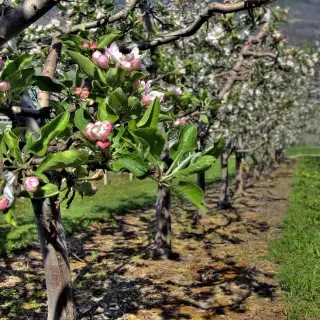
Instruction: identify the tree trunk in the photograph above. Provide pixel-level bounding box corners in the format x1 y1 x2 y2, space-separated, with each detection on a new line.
149 183 172 259
243 153 251 185
251 153 260 181
219 151 231 209
235 151 244 195
32 196 76 320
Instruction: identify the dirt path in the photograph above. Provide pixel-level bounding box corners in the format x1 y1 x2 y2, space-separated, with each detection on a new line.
0 160 295 320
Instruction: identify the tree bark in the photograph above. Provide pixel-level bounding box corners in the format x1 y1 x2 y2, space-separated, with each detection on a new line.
149 183 172 259
235 151 244 195
251 153 260 181
218 151 231 209
32 195 76 320
243 153 251 185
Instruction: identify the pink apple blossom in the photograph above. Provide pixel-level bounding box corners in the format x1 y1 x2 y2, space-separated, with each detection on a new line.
80 87 90 99
82 41 90 49
0 196 8 211
0 81 11 92
75 87 82 95
24 176 40 193
96 141 111 150
92 51 102 65
141 81 164 107
97 54 109 69
84 120 113 142
91 183 98 194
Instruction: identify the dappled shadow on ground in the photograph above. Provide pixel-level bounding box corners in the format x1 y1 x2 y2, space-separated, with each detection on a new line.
0 161 294 319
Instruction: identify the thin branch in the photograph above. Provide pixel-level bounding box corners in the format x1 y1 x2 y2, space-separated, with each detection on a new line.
125 0 272 51
66 0 140 34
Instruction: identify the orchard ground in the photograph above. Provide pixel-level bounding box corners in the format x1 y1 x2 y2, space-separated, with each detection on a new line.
0 146 319 319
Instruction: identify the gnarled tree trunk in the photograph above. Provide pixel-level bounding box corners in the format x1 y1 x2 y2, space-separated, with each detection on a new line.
32 195 76 320
251 153 260 181
235 151 244 195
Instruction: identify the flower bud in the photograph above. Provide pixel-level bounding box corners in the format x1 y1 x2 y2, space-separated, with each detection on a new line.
133 80 141 90
89 41 98 50
0 58 4 71
0 196 8 211
91 120 112 141
82 41 90 49
97 55 109 69
141 95 154 108
92 51 102 65
91 183 98 194
24 176 40 193
75 87 82 96
0 81 11 92
91 170 105 180
84 123 95 141
96 141 110 150
80 87 90 99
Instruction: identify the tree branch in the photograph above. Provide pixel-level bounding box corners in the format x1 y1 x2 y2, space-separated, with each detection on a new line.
125 0 272 51
66 0 140 34
0 0 59 46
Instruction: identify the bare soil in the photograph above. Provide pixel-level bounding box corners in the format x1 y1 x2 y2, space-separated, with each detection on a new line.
0 160 295 320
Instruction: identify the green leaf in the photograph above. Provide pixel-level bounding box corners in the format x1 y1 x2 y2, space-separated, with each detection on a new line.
169 125 197 162
172 181 206 211
98 30 122 49
3 131 23 164
112 154 149 178
128 96 142 118
27 184 60 199
65 50 96 79
204 137 226 159
3 206 16 226
74 108 91 131
75 181 96 196
2 54 33 81
32 75 63 93
38 150 89 173
25 112 70 156
108 87 128 112
131 128 165 163
105 67 126 87
58 34 84 45
97 98 119 123
129 71 146 85
200 115 209 124
173 155 215 178
137 98 160 128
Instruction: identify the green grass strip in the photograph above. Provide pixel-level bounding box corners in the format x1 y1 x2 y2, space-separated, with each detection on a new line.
270 157 320 320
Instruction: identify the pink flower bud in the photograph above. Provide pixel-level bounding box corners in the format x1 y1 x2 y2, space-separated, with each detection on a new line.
24 176 40 193
91 120 112 141
0 58 4 71
89 41 98 50
91 183 98 194
75 87 82 95
96 141 110 150
97 55 109 69
92 51 102 65
141 95 154 108
82 41 90 49
80 87 90 99
84 123 95 141
0 196 8 211
128 59 142 72
0 81 11 92
133 80 141 90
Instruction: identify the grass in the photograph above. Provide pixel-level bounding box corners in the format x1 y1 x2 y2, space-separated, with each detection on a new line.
285 145 320 157
270 157 320 320
0 159 236 256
